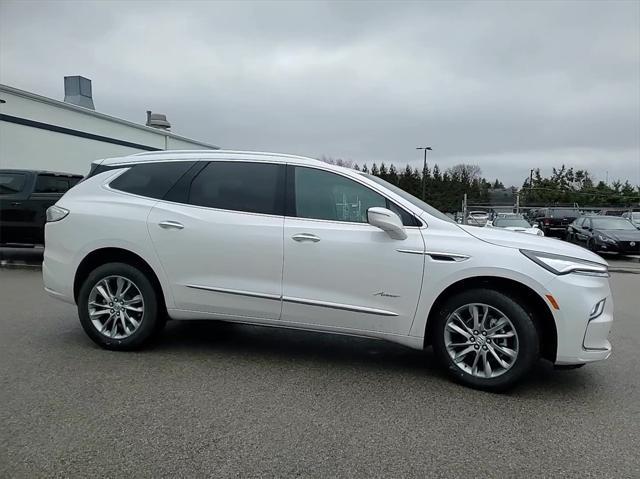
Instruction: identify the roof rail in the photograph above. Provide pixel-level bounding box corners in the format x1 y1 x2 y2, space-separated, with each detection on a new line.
131 149 319 162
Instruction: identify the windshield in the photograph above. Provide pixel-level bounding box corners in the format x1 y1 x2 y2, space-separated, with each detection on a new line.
494 218 531 228
362 173 455 223
549 208 579 217
592 217 637 230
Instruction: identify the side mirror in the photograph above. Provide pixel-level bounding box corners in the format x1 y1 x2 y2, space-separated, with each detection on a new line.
367 207 407 240
582 225 591 230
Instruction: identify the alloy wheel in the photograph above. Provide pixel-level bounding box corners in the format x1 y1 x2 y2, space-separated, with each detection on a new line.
88 275 145 339
444 303 519 379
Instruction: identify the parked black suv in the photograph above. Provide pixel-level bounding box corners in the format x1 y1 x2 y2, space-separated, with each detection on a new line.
0 169 82 246
533 207 580 238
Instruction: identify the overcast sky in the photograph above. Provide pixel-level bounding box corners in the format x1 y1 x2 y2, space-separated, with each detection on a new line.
1 0 639 186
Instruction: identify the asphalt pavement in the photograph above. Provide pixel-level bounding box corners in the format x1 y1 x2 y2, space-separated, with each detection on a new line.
1 269 639 478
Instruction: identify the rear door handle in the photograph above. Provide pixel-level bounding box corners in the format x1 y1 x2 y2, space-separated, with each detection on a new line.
292 233 320 243
10 202 21 206
159 220 184 230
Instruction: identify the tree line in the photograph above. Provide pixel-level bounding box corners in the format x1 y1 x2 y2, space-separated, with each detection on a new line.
320 156 640 213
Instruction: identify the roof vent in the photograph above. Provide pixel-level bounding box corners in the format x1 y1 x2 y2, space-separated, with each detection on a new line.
64 76 95 110
146 110 171 130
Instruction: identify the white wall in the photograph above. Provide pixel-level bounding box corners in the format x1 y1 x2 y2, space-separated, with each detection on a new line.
0 86 217 175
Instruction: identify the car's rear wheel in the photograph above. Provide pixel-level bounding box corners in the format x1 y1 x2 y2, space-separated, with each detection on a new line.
432 288 539 392
77 262 165 350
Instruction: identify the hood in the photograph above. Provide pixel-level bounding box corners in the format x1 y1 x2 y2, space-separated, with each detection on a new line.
595 229 640 242
460 225 606 264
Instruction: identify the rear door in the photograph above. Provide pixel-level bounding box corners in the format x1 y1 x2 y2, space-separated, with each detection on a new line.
147 160 286 320
0 171 32 244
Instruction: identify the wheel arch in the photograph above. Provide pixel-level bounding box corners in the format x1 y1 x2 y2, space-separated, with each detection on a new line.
73 247 168 314
423 276 557 362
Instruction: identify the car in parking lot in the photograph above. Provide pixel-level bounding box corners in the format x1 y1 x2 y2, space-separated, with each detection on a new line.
533 207 580 238
466 210 489 226
486 214 544 236
0 169 82 246
43 150 613 391
566 216 640 255
621 211 640 227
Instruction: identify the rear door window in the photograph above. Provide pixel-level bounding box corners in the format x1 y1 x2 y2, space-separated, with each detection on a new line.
0 173 27 195
187 161 285 215
109 161 196 199
34 174 71 194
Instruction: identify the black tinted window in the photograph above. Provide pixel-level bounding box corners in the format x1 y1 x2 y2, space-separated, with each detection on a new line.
0 173 26 195
34 174 71 194
110 162 195 199
549 208 579 217
188 162 284 215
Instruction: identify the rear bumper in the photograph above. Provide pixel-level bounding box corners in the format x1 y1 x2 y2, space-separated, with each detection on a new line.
42 223 76 305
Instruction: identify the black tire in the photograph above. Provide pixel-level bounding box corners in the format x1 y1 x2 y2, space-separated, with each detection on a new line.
432 288 539 392
586 239 597 252
77 262 165 350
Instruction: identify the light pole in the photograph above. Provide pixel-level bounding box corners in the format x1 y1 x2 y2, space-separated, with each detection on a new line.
416 146 432 201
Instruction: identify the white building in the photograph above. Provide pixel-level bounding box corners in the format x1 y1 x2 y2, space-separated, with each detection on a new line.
0 76 219 175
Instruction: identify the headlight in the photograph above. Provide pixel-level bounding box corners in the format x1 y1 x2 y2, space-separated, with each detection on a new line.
520 249 609 277
46 205 69 222
597 234 616 244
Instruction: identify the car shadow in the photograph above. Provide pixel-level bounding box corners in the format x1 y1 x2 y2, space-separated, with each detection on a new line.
154 319 441 376
143 319 599 397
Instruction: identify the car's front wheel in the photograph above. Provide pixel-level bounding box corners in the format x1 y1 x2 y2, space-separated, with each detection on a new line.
432 288 539 391
77 262 165 350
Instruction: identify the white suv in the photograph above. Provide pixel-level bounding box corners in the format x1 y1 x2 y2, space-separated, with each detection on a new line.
43 150 613 390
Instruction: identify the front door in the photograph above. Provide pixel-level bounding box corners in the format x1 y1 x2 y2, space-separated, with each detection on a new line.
148 161 286 320
281 166 424 335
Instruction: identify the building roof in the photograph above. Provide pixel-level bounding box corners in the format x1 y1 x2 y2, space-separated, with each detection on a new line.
0 83 220 150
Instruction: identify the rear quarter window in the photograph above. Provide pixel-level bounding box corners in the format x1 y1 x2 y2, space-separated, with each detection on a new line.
109 162 196 199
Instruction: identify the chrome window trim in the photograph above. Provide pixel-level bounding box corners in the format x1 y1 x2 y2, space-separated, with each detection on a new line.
101 160 427 228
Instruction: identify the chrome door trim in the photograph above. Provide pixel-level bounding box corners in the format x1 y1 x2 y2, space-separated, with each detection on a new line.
185 284 281 301
283 296 398 317
185 286 399 316
396 249 470 262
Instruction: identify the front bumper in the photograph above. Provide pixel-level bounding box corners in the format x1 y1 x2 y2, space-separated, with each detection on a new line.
594 240 640 255
546 273 613 365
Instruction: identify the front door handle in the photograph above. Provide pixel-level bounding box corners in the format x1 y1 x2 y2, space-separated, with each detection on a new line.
159 220 184 230
10 202 21 206
292 233 320 243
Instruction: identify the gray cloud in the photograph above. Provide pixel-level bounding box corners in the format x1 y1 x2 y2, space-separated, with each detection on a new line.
1 0 639 186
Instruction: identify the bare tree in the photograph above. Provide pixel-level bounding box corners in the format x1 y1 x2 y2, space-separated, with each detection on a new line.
447 164 482 182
